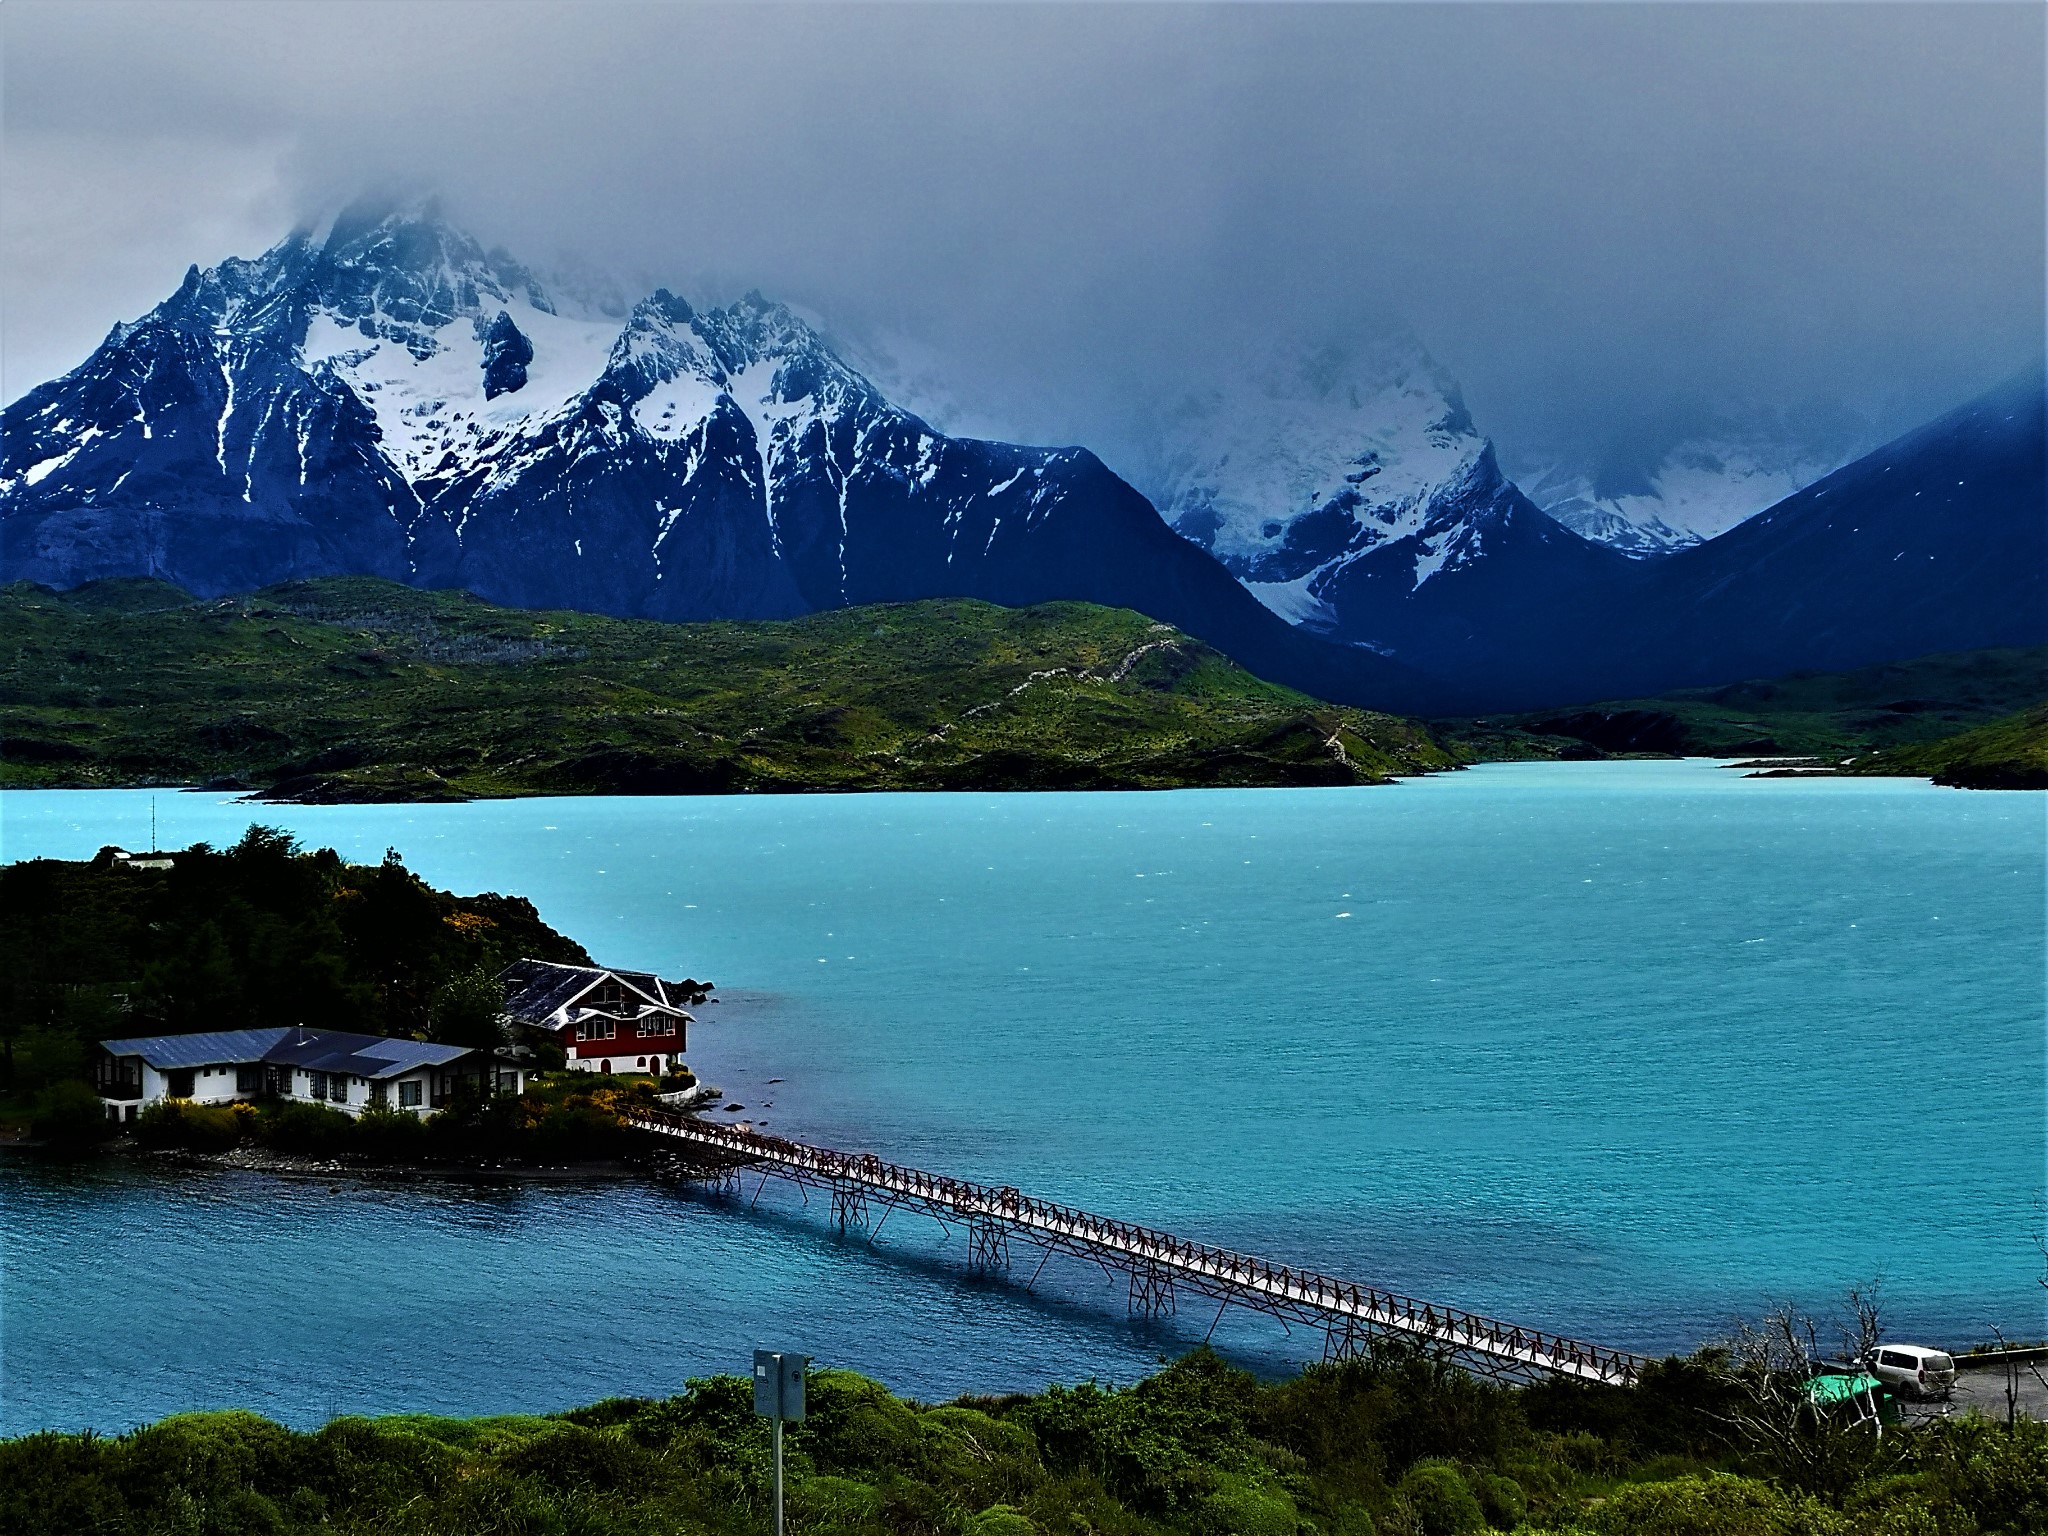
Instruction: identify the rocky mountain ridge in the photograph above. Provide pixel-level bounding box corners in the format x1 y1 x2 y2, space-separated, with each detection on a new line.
0 202 1429 710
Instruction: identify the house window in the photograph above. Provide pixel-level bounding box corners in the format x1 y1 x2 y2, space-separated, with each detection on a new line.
309 1071 328 1101
400 1081 423 1108
370 1082 388 1108
581 1019 616 1041
236 1065 260 1093
329 1076 349 1104
638 1017 675 1038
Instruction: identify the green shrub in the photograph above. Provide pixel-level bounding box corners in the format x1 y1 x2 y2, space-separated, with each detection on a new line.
27 1080 116 1145
525 1101 624 1163
1474 1470 1528 1529
352 1105 428 1161
257 1099 355 1154
1927 1415 2048 1534
134 1099 247 1152
1396 1460 1486 1536
1582 1475 1830 1536
795 1473 885 1527
498 1421 660 1493
1195 1472 1302 1536
965 1502 1038 1536
801 1370 928 1479
1018 1348 1265 1514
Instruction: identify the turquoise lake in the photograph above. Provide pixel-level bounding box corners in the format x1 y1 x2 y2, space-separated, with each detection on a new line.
2 762 2043 1433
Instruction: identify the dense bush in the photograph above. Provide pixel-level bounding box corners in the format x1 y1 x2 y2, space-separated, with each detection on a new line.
135 1098 251 1152
1396 1459 1487 1536
3 1348 2043 1536
26 1080 116 1146
257 1100 356 1156
352 1105 429 1161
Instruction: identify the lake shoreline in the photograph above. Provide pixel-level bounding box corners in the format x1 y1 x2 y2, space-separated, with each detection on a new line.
0 1131 653 1184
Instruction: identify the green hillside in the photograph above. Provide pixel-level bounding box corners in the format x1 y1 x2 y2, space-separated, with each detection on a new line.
1844 701 2048 789
1443 645 2048 762
0 579 1456 799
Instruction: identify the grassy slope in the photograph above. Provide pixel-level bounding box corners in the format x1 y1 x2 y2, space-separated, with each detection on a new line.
0 578 1457 798
1440 644 2048 763
1843 701 2048 789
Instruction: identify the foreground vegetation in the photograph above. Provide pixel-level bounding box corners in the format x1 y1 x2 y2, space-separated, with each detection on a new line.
1441 645 2048 764
4 1346 2041 1536
0 828 589 1137
0 578 1457 798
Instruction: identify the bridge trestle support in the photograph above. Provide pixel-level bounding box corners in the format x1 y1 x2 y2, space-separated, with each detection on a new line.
1128 1262 1176 1319
1324 1317 1370 1362
966 1217 1010 1275
831 1183 871 1235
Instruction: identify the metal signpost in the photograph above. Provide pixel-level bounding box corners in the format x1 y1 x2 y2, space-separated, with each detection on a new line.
752 1349 808 1536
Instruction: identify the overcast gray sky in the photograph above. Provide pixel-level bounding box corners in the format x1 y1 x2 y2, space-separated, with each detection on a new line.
4 1 2041 481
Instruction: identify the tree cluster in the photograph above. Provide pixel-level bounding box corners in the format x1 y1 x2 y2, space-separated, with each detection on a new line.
0 825 590 1137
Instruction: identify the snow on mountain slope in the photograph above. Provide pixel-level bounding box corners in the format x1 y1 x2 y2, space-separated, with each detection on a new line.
299 302 621 483
1142 335 1488 598
1522 437 1859 557
1122 333 1638 663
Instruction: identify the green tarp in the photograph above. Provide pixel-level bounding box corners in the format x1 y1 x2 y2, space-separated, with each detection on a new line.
1807 1373 1882 1404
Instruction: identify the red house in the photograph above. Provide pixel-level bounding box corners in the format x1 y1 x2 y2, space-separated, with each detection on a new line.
498 959 702 1076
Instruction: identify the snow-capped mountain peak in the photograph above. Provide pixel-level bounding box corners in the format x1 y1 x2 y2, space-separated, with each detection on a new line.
1133 331 1554 637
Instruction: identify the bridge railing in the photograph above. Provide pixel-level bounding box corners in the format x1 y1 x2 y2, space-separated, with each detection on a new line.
624 1106 1649 1385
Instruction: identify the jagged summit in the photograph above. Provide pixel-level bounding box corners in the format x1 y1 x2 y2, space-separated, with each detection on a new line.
1 206 1427 711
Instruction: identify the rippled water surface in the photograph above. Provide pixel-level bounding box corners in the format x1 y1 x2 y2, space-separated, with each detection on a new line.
3 764 2042 1433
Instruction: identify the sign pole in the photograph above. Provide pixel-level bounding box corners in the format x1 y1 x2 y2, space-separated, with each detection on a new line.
754 1348 807 1536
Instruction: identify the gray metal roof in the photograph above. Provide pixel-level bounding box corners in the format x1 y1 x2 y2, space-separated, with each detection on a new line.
98 1028 294 1070
498 958 694 1025
99 1028 473 1079
265 1031 473 1079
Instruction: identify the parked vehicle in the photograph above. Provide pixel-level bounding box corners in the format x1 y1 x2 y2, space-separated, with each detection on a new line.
1868 1345 1957 1399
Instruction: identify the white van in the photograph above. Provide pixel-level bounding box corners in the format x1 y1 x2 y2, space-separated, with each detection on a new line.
1869 1345 1956 1400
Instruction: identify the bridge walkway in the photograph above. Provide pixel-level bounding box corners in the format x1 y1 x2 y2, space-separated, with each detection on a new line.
624 1107 1651 1387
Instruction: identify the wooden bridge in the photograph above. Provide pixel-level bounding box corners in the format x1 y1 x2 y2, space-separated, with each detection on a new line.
623 1106 1652 1386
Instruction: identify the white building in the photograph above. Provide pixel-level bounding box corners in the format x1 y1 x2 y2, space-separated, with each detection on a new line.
93 1027 532 1124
